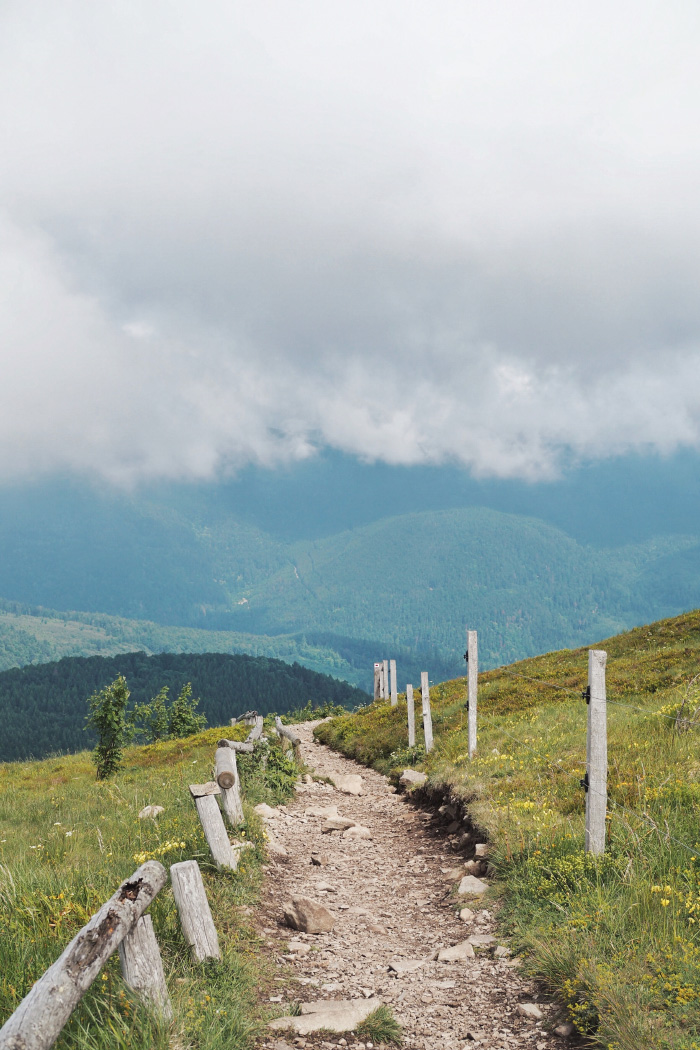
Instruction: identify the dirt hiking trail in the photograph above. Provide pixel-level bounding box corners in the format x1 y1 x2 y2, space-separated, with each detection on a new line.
256 722 565 1050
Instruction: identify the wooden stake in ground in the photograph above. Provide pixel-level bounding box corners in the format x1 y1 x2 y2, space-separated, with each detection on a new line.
406 684 415 747
383 659 389 700
0 861 167 1050
585 649 608 855
118 914 172 1020
373 663 382 701
467 629 478 759
247 715 264 741
189 782 237 870
421 672 434 753
170 860 222 962
390 659 398 707
215 746 244 826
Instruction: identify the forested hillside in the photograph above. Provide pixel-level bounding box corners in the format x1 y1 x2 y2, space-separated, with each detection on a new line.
0 650 369 762
1 480 700 684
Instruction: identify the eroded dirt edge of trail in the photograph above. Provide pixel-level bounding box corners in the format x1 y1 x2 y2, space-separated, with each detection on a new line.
255 721 566 1050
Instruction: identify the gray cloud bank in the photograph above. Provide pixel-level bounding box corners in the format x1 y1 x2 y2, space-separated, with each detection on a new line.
2 0 700 484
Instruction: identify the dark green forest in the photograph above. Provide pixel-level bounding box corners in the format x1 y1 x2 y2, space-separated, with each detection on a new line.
0 651 369 763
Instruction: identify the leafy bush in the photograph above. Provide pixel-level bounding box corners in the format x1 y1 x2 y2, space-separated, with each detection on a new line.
84 675 132 779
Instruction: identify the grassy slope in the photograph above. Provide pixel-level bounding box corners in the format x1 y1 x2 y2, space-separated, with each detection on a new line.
317 608 700 1050
0 722 300 1050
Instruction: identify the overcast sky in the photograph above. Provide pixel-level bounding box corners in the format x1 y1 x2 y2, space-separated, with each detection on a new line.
2 1 700 485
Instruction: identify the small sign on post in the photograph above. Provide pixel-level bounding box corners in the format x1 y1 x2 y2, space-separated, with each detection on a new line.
373 663 382 701
406 684 415 747
466 629 478 759
421 672 434 753
390 660 398 707
585 649 608 855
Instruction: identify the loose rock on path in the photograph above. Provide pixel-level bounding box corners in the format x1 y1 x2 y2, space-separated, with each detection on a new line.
257 722 562 1050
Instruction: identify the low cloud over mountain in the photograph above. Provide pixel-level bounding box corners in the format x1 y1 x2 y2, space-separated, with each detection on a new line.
3 2 700 484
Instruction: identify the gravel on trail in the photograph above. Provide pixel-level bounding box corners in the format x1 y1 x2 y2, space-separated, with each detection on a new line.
257 721 564 1050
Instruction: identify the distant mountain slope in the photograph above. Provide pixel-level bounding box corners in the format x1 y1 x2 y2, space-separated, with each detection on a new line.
0 650 369 762
226 508 698 673
1 481 700 683
0 599 375 686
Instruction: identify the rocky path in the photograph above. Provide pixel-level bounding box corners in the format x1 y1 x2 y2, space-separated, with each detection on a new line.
257 722 566 1050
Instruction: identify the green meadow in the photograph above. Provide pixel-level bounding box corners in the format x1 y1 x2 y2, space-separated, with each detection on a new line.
316 609 700 1050
0 722 300 1050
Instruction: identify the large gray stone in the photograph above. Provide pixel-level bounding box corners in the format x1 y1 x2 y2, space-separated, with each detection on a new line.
138 805 164 819
283 896 335 934
399 769 427 788
269 998 383 1034
469 933 496 947
388 957 426 974
457 875 489 897
517 1003 544 1020
437 940 475 961
322 817 356 832
330 773 364 796
255 803 280 818
305 805 340 818
343 824 372 840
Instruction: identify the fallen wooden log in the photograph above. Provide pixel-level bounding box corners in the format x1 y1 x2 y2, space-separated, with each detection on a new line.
0 861 167 1050
216 739 255 753
275 717 301 758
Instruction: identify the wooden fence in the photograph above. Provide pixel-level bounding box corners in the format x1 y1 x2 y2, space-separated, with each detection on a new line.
374 631 609 856
0 711 287 1049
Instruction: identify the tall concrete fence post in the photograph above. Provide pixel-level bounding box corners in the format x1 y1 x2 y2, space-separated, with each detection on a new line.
467 629 478 760
373 663 382 701
585 649 608 855
421 672 434 753
390 660 398 707
406 684 415 747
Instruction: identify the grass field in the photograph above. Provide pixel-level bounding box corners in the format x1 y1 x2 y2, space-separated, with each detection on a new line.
316 609 700 1050
0 722 301 1049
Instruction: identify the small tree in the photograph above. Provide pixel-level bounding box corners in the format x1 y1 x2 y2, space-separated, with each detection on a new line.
85 675 132 779
132 686 171 743
168 683 207 738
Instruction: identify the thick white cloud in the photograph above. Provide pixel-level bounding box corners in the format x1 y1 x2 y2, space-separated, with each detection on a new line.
2 0 700 482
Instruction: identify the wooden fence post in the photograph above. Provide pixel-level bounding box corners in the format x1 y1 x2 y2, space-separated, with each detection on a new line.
170 860 221 962
421 672 434 753
467 629 478 760
0 861 167 1050
118 914 172 1020
585 649 608 855
189 782 237 870
406 684 415 747
215 746 244 826
247 715 264 741
383 660 389 700
390 660 398 707
373 663 382 701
